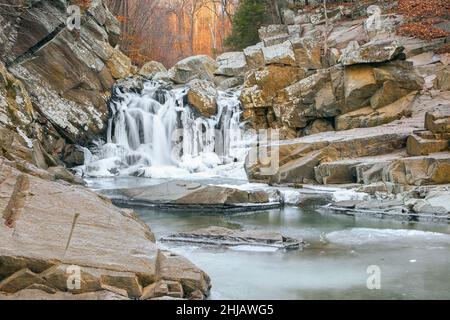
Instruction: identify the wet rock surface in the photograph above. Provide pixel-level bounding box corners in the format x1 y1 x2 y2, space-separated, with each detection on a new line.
161 226 303 250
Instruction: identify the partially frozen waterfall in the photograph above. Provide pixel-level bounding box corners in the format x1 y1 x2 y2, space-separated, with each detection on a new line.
81 81 251 179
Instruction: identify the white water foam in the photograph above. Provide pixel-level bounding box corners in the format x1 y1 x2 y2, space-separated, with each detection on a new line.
80 81 254 179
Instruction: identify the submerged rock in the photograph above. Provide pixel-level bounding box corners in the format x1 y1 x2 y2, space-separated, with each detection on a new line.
161 226 303 250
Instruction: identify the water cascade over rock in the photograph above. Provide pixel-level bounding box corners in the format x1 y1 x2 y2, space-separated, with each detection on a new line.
82 81 250 179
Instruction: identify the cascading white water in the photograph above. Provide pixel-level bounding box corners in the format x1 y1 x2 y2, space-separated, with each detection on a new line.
81 81 252 179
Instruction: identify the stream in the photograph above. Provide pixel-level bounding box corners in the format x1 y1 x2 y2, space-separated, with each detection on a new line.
80 79 450 300
88 177 450 300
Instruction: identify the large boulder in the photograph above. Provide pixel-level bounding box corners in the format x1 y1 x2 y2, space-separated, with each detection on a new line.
262 41 296 66
343 64 380 112
407 131 449 156
290 37 323 69
369 60 423 109
215 52 247 77
0 159 210 299
384 153 450 186
168 55 218 84
340 40 405 66
240 65 305 110
243 43 265 69
187 80 218 118
274 68 341 128
175 186 269 205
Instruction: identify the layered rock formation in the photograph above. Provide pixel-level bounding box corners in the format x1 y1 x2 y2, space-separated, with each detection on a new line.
0 158 210 300
0 0 133 170
237 3 450 192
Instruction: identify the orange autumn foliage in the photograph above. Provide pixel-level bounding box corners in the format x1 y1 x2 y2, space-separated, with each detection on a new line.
396 0 450 40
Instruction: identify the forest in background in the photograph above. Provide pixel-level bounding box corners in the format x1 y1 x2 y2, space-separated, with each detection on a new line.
101 0 450 67
103 0 237 67
5 0 448 66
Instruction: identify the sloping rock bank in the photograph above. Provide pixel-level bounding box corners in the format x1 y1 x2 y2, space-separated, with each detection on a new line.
0 158 210 300
100 180 280 213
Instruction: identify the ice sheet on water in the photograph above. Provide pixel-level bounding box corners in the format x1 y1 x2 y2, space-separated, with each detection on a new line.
326 228 450 245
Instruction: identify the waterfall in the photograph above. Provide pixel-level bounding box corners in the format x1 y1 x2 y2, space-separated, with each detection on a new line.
82 81 251 179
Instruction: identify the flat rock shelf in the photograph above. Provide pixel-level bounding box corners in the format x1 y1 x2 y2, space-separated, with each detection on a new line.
160 227 303 250
100 180 281 213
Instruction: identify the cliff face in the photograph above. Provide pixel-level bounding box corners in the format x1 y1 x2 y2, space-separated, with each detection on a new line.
0 0 132 169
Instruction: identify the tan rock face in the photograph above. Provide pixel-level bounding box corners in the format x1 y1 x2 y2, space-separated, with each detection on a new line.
343 65 380 112
187 80 218 117
241 65 305 109
370 61 423 107
0 63 33 130
290 37 323 69
240 65 305 129
273 68 341 129
425 105 450 134
104 45 133 79
385 153 450 186
245 122 412 184
0 269 47 294
407 132 449 156
335 91 417 130
157 251 211 296
0 159 211 299
243 43 265 70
